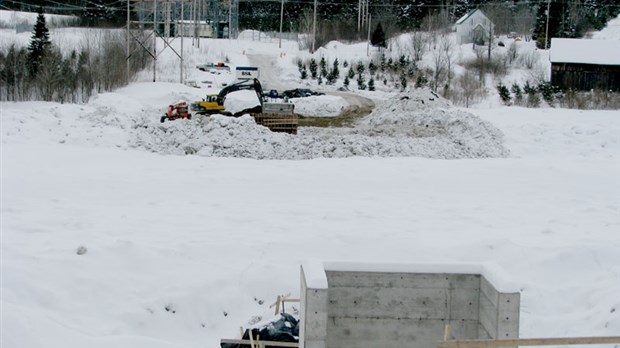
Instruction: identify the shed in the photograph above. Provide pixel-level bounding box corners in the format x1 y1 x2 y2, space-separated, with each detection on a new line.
453 9 495 45
550 38 620 91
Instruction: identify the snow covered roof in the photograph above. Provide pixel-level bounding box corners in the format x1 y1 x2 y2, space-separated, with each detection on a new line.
455 9 486 25
550 38 620 65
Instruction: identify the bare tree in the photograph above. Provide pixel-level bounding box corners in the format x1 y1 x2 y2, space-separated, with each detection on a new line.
298 9 314 50
430 45 446 92
456 70 484 108
440 35 454 82
410 31 427 61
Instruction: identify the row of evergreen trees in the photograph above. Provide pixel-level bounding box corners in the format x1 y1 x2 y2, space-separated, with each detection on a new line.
0 9 151 103
298 53 425 92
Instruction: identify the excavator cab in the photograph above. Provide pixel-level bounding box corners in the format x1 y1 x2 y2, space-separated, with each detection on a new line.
161 101 192 123
191 94 226 115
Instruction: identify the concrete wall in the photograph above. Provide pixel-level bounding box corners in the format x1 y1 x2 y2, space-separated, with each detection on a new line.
300 264 520 348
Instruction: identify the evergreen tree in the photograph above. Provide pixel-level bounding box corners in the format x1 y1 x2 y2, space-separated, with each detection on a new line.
357 74 366 90
332 58 340 79
368 77 375 91
297 60 304 74
497 83 511 105
320 57 328 77
368 61 377 76
327 58 340 84
400 72 407 91
343 60 348 68
301 65 308 79
309 58 318 79
344 75 350 88
356 62 365 75
538 82 556 106
511 83 523 105
347 67 355 79
27 7 52 75
380 54 386 72
370 22 387 48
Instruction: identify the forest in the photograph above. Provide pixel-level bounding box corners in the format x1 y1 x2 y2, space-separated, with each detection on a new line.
3 0 619 45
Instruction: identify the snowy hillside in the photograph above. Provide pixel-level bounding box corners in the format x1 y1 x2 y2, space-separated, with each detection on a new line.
2 15 620 348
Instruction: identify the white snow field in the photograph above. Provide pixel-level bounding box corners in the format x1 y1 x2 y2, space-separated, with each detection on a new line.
2 15 620 348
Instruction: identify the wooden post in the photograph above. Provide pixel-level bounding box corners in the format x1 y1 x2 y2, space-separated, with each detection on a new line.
438 336 620 348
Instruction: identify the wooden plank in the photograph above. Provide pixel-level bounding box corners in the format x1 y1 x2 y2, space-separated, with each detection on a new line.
437 336 620 348
220 339 299 347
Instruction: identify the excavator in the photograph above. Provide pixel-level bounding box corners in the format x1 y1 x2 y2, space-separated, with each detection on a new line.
160 101 191 123
191 78 265 116
188 78 298 134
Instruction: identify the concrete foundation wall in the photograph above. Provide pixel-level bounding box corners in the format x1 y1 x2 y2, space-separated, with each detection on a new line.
300 264 520 348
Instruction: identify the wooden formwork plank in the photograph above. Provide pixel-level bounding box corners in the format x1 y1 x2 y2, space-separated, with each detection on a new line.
437 336 620 348
220 339 299 347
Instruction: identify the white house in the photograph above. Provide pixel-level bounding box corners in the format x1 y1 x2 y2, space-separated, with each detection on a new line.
453 9 495 44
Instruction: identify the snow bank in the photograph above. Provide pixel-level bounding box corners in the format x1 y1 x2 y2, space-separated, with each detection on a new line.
1 87 507 160
130 88 507 159
291 95 348 117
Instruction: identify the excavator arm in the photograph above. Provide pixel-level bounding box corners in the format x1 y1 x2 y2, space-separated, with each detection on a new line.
217 78 264 105
191 78 265 115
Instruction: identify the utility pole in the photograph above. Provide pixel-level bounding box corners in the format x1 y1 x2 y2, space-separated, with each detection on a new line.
181 0 185 83
545 0 550 49
197 0 201 48
126 0 130 84
153 0 157 82
367 14 371 56
312 0 317 52
279 0 284 48
357 0 361 32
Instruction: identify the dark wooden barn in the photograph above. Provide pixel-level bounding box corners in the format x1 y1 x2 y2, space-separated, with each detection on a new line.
550 38 620 91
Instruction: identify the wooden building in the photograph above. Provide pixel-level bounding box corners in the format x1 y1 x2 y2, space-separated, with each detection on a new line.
550 38 620 91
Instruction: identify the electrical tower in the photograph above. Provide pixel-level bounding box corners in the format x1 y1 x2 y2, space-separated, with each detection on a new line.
126 0 238 84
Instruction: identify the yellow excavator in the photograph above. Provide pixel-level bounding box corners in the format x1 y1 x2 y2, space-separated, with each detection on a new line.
191 78 264 116
190 78 298 134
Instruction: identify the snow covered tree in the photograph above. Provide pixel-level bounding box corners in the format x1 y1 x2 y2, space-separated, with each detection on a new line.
300 65 308 80
327 58 339 84
347 67 355 79
356 62 365 75
320 57 328 78
368 61 377 76
344 75 350 88
497 83 511 105
511 83 523 106
368 77 375 91
357 74 366 90
27 7 52 75
309 58 318 79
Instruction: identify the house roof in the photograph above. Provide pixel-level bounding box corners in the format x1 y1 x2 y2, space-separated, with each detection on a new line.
455 9 487 25
455 9 476 25
550 38 620 65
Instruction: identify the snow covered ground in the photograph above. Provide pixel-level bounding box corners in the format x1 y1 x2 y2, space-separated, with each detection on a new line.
2 13 620 348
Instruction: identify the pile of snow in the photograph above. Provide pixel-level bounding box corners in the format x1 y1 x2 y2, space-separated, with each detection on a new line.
131 88 508 159
291 95 348 117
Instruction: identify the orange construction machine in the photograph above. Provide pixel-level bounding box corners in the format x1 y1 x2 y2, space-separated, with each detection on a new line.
161 101 192 123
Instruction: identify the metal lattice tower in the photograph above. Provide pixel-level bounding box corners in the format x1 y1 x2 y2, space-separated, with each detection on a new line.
126 0 238 84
